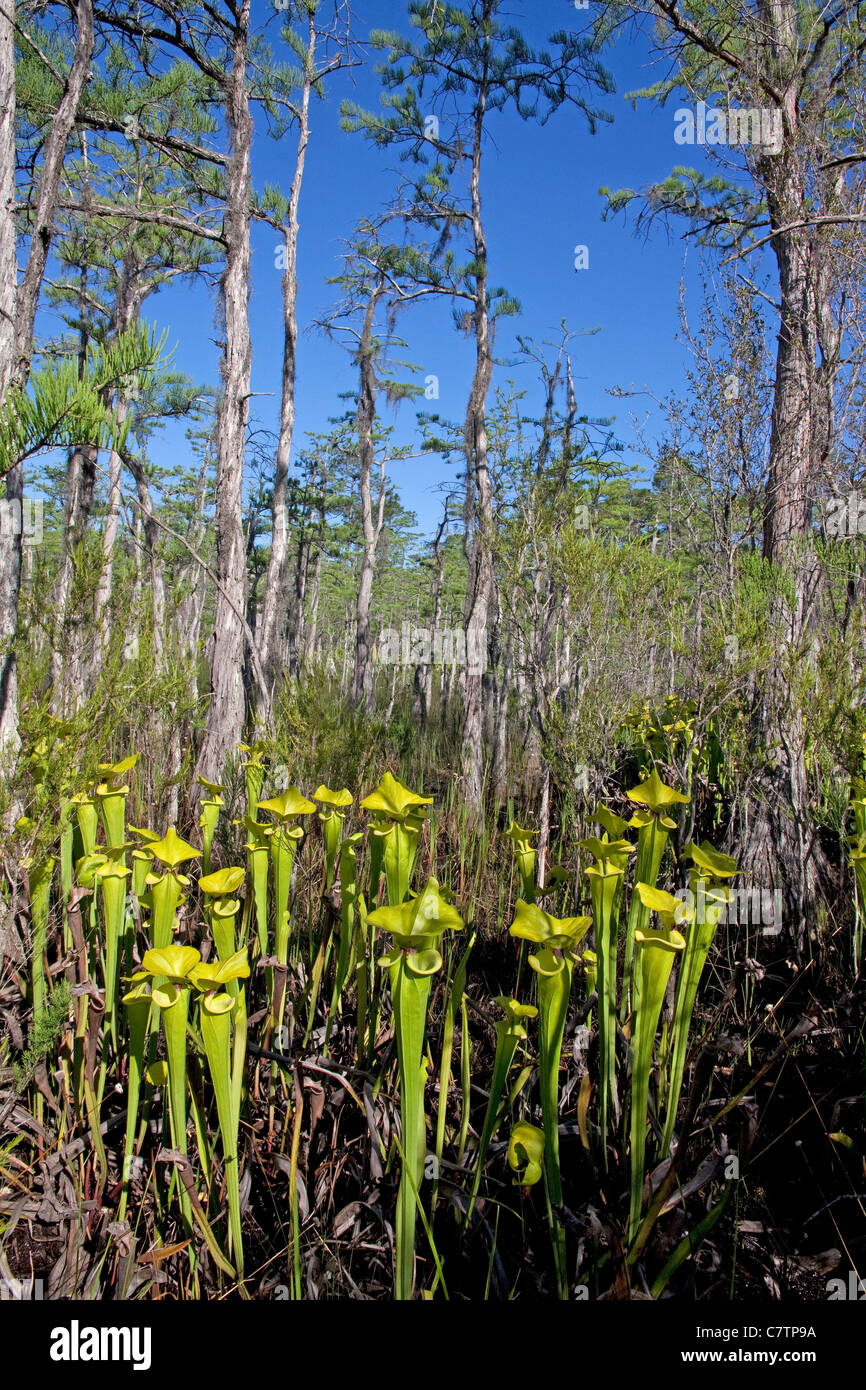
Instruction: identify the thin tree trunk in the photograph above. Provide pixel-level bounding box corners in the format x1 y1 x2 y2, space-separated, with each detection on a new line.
305 543 322 667
93 437 124 668
537 765 550 893
492 619 514 804
124 510 143 663
352 281 386 711
460 25 494 810
340 607 352 699
414 512 447 723
50 443 98 710
177 451 211 670
93 269 141 687
196 0 253 782
126 457 167 675
256 13 316 697
287 533 310 676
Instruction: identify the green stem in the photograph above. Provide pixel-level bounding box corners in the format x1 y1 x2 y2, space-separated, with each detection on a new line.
391 956 431 1301
161 993 193 1235
118 997 150 1221
28 857 54 1021
622 820 667 1021
587 865 622 1149
200 1003 244 1279
434 934 474 1205
662 889 718 1154
536 959 572 1299
628 930 683 1245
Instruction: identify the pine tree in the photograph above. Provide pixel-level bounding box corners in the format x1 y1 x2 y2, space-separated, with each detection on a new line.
343 0 615 807
597 0 866 931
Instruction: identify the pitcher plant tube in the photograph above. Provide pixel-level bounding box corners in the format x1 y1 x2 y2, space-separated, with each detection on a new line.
628 884 686 1245
369 876 463 1299
146 828 200 949
197 779 226 875
622 771 688 1021
466 996 538 1224
258 787 315 1067
508 900 592 1297
190 948 251 1280
661 841 738 1155
580 831 634 1146
504 822 539 904
361 772 432 906
313 785 353 892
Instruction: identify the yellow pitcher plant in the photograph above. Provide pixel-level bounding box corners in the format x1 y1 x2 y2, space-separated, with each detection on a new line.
370 876 463 1299
661 841 738 1154
509 900 591 1297
628 885 686 1244
622 771 689 1020
361 771 432 906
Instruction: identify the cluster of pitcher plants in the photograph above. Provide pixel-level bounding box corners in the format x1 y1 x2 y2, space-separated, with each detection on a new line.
10 748 752 1299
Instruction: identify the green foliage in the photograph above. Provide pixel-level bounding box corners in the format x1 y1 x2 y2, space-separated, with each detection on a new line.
0 324 171 476
12 979 71 1092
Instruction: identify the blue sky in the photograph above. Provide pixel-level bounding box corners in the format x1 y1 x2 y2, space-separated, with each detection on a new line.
48 1 766 536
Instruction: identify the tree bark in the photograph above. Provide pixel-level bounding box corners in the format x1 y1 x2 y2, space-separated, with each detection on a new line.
352 280 386 712
92 271 142 687
126 455 167 674
256 12 315 699
93 437 124 666
50 443 98 710
744 40 838 939
460 21 495 810
196 0 253 782
413 510 448 723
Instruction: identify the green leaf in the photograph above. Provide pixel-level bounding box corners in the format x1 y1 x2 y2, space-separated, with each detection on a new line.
360 771 432 820
258 786 317 820
683 840 739 879
149 827 200 870
507 1122 545 1187
199 866 246 897
508 900 592 952
627 769 689 813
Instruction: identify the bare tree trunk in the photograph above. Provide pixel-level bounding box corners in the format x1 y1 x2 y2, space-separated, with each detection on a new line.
93 268 142 687
93 438 124 669
50 443 97 710
492 618 514 805
413 511 448 723
0 463 23 760
305 543 322 668
340 607 352 699
256 13 316 698
124 510 143 663
352 281 387 711
537 764 550 893
460 44 494 811
177 451 211 670
13 1 95 384
126 457 167 675
287 533 310 676
744 134 833 938
196 0 253 782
